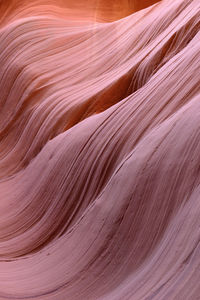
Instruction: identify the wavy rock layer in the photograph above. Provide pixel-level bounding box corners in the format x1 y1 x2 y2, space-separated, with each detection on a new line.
0 0 200 299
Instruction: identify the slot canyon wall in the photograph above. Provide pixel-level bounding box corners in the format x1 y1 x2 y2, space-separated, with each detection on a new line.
0 0 199 299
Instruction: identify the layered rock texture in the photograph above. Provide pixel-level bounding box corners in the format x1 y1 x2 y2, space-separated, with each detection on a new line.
0 0 200 299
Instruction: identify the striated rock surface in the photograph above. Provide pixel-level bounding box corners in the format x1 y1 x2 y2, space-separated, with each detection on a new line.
0 0 199 299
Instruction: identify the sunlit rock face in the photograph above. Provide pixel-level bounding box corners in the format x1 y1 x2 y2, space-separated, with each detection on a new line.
0 0 160 22
0 0 199 299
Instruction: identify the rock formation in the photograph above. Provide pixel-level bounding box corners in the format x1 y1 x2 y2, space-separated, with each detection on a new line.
0 0 199 299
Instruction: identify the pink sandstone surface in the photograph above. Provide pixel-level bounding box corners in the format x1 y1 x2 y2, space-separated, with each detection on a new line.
0 0 199 299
